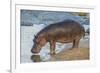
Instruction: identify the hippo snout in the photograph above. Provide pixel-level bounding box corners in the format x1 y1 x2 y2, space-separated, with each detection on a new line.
31 49 39 53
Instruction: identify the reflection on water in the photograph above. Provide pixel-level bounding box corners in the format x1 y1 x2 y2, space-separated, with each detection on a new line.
30 54 52 62
31 55 41 62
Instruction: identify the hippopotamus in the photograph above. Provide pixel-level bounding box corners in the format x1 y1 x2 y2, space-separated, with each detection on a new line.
31 20 85 55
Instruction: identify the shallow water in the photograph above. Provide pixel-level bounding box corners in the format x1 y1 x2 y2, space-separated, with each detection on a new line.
20 26 89 63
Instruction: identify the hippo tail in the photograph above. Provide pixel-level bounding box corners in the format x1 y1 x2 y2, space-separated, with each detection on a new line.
83 31 85 38
82 27 85 39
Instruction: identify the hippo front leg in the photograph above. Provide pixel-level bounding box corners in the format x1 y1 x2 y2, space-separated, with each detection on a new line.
49 41 56 55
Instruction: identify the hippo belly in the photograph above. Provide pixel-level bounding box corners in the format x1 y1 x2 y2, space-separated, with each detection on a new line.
56 37 74 43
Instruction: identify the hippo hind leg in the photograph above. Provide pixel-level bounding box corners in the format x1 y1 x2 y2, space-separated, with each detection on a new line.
72 38 80 48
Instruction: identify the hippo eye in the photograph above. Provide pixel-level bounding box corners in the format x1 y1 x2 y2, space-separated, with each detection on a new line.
36 39 40 44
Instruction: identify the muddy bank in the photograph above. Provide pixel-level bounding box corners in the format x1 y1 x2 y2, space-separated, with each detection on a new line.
50 48 89 61
50 39 89 61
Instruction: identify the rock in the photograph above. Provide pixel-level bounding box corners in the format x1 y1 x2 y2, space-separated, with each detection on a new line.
21 10 89 26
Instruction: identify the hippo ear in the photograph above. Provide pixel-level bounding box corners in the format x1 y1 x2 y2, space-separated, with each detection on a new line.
34 35 36 38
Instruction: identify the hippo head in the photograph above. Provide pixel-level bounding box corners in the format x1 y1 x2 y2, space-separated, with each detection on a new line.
31 34 47 54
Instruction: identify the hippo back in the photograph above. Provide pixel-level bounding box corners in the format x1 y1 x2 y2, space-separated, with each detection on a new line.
36 20 85 41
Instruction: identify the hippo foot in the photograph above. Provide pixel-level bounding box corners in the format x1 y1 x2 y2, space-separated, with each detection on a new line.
70 47 78 50
67 47 73 50
50 52 56 55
